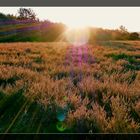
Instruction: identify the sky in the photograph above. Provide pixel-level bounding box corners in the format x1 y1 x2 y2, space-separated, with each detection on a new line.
0 7 140 32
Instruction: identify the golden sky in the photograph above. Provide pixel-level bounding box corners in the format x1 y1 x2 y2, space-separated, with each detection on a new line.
0 7 140 32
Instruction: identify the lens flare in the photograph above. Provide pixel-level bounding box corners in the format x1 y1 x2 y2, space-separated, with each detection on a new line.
56 122 67 132
56 105 68 122
56 112 66 122
64 27 90 46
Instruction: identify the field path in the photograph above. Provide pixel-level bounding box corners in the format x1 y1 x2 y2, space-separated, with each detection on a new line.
65 44 95 84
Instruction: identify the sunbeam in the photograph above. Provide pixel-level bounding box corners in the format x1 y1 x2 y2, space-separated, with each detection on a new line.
64 27 90 47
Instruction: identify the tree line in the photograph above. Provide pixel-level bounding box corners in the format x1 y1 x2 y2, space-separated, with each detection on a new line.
0 8 66 42
0 8 139 42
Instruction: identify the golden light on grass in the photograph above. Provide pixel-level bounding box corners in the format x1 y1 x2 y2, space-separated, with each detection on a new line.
0 41 140 133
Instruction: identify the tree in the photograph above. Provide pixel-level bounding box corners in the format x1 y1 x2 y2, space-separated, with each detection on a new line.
0 13 9 20
119 25 128 33
17 8 37 21
129 32 139 40
118 25 130 40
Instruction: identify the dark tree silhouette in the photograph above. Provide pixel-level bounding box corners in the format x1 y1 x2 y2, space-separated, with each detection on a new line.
119 25 128 33
129 32 139 40
17 8 37 21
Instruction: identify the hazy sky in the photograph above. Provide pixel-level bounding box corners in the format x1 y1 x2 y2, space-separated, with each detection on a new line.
0 7 140 32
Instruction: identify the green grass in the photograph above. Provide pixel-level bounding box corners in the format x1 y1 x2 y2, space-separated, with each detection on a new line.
98 41 136 51
106 53 140 71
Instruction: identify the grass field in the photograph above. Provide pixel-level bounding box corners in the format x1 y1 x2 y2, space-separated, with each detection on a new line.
0 41 140 133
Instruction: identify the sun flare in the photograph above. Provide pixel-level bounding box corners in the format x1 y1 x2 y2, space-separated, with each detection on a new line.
66 20 89 29
64 27 90 46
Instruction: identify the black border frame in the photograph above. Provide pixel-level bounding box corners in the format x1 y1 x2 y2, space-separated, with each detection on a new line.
0 0 140 139
0 0 140 6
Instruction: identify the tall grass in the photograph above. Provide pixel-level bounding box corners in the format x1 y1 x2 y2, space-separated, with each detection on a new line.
0 41 140 133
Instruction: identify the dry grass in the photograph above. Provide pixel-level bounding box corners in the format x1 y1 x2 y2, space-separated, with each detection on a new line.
0 41 140 133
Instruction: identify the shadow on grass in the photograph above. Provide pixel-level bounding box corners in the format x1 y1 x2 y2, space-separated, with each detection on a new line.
0 89 72 133
98 41 136 51
106 53 140 71
0 76 20 88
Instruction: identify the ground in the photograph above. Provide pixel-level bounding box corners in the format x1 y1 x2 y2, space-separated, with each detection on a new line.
0 41 140 133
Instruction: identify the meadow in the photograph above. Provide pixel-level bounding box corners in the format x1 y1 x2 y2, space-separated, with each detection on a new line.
0 41 140 133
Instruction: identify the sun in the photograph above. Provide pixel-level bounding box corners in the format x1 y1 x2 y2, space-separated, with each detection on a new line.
67 24 86 30
64 25 90 46
66 20 89 29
